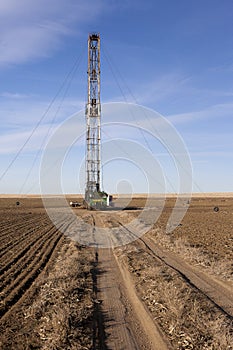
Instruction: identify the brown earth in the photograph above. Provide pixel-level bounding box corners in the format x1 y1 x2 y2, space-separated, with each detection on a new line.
0 195 232 349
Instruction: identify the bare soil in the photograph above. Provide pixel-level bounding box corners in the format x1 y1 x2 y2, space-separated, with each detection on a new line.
0 195 232 349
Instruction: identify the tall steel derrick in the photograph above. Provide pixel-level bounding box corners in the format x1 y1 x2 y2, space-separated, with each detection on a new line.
85 34 101 203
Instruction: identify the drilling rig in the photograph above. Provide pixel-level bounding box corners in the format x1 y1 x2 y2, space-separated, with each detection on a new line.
84 33 110 209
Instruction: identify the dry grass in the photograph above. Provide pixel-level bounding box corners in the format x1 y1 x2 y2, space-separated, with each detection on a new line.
149 228 233 283
23 241 94 350
118 244 233 350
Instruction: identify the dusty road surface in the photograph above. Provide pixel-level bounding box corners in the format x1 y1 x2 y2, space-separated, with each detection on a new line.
0 195 232 349
94 247 168 350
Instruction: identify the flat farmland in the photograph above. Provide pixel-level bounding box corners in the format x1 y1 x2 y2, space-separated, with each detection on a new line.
0 195 232 349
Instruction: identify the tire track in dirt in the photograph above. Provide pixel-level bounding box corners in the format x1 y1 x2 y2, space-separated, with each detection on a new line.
98 247 141 349
113 217 233 320
75 212 107 348
91 213 169 350
141 236 233 320
87 214 108 350
91 213 140 349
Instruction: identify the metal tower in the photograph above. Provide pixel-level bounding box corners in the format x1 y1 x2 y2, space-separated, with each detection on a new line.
85 34 101 203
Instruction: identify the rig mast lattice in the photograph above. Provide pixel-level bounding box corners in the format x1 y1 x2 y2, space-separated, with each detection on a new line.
85 34 101 202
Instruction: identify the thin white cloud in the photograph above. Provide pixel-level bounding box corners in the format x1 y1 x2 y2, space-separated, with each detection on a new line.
134 73 191 105
209 62 233 73
191 151 233 157
0 92 31 99
0 95 85 129
129 71 233 111
0 23 69 65
167 103 233 125
0 0 106 66
0 117 85 155
0 125 51 155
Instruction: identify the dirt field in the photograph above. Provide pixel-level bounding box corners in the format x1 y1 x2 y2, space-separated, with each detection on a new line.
0 195 232 349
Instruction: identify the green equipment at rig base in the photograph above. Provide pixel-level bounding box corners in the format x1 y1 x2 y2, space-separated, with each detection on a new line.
87 190 110 209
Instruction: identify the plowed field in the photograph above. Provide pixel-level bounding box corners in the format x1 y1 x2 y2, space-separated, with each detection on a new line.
0 195 232 349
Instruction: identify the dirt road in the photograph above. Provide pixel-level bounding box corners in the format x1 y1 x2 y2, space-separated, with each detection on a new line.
0 196 232 349
96 247 169 350
89 209 233 349
82 211 170 349
78 209 233 349
141 236 233 319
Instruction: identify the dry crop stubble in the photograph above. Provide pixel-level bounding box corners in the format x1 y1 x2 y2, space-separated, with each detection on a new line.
0 195 233 349
148 197 233 284
24 241 94 350
115 242 233 349
1 239 95 349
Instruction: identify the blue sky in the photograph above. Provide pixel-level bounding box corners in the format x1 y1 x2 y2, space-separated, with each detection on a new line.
0 0 233 194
